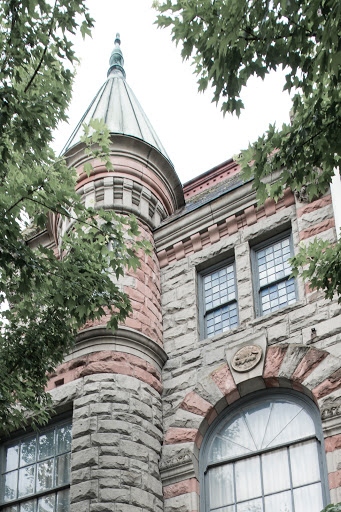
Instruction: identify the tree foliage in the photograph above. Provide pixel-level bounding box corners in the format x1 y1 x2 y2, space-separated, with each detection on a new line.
155 0 341 301
321 505 341 512
0 0 149 433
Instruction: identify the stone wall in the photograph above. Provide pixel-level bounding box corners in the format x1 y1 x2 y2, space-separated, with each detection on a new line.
51 373 164 512
158 188 341 511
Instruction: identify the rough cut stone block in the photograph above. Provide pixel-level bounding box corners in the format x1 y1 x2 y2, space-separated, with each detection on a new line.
98 487 130 503
164 492 199 512
71 448 98 471
90 504 116 512
70 480 97 503
120 440 150 461
71 467 91 485
72 435 91 453
172 408 205 430
303 354 341 389
180 391 213 417
278 345 309 379
98 455 131 469
131 487 158 510
72 418 97 439
97 419 132 434
71 502 90 512
89 403 112 416
91 433 120 447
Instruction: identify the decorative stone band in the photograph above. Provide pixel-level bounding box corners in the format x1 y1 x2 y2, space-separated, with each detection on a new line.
161 344 341 488
46 327 167 394
73 326 167 371
64 135 184 217
57 174 168 241
157 190 295 268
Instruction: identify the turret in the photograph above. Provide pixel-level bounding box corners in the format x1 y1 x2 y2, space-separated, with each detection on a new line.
48 35 184 512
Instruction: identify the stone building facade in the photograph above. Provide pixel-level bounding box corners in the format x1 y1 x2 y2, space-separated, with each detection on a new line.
1 36 341 512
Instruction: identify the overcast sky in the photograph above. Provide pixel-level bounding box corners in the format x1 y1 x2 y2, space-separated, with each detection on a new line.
54 0 294 185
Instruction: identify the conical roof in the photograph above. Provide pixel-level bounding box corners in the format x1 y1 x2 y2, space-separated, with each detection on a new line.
62 34 171 162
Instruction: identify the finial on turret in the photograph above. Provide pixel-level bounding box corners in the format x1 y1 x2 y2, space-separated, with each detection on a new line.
107 32 126 78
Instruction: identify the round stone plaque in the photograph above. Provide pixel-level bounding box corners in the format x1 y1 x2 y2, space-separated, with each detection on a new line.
231 344 263 372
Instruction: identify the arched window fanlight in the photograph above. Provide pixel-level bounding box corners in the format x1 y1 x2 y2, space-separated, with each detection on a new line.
200 391 329 512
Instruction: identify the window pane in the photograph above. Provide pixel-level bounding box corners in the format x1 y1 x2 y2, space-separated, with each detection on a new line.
266 409 315 448
235 456 262 502
237 498 262 512
36 460 53 492
3 506 19 512
5 445 19 472
264 490 292 512
38 431 54 461
210 414 255 463
18 466 35 497
262 402 315 449
208 465 234 508
262 448 290 495
4 471 18 502
56 425 72 455
206 302 238 337
37 495 55 512
20 438 36 467
20 500 36 512
244 402 271 450
290 440 321 487
56 489 69 512
56 454 71 486
260 278 296 314
256 238 292 287
293 482 323 512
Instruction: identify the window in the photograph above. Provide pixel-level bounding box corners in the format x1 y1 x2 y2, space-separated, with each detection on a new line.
200 392 329 512
0 419 72 512
252 232 297 316
199 260 238 339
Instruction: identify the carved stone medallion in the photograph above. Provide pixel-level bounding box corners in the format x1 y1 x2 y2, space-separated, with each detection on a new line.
231 344 263 372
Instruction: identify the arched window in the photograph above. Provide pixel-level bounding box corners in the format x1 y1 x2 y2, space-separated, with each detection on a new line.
200 391 329 512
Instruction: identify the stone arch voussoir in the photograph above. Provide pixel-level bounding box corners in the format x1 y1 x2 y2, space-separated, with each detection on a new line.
164 344 341 454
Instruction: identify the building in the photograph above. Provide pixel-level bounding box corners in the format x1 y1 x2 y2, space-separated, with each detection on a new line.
1 35 341 512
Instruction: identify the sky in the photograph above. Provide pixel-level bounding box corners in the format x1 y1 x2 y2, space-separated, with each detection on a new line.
53 0 340 229
53 0 294 185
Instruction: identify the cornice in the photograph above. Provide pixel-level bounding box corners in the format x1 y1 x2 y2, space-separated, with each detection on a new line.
155 178 295 267
68 326 168 372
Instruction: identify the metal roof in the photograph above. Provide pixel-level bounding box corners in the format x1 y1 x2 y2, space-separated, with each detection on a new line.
62 34 171 162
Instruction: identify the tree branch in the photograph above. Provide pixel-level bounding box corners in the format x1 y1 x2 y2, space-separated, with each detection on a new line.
24 0 58 93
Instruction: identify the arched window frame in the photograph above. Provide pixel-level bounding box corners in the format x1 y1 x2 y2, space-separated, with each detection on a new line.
199 389 330 512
